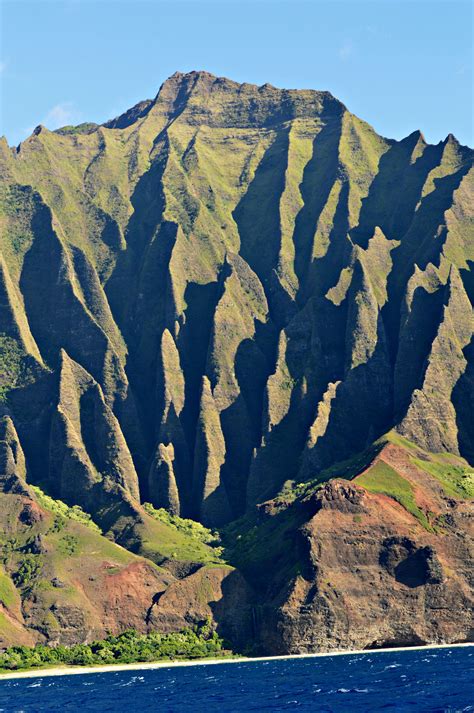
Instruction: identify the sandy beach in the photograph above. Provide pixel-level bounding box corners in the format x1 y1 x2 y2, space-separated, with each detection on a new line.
0 641 472 681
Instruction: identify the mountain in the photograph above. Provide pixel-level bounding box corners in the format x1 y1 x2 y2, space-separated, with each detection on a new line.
0 71 472 652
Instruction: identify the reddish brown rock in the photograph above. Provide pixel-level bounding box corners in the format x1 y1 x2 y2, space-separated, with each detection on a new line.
250 463 473 653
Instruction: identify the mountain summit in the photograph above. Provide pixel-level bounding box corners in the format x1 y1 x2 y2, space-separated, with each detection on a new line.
0 72 472 652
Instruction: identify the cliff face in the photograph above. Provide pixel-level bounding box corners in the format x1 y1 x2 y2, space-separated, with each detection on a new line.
229 436 473 652
0 71 472 652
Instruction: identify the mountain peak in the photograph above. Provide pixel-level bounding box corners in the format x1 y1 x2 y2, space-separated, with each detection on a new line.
103 98 154 130
160 69 339 99
445 131 460 146
146 69 347 131
167 69 218 82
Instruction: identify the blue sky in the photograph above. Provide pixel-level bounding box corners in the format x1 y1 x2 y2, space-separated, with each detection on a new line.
1 0 472 147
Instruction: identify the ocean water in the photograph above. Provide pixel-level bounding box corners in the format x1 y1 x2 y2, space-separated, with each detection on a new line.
0 646 472 712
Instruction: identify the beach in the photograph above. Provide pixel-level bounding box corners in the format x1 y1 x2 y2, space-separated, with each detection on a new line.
1 641 472 680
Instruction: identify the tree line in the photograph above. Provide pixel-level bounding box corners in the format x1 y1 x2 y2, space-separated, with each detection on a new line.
0 623 228 672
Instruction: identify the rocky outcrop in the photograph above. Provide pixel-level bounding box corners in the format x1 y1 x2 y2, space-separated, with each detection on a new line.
243 446 474 654
148 442 180 515
192 376 231 526
148 565 254 651
49 349 140 513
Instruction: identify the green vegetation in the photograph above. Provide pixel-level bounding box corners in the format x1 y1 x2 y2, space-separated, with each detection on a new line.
31 486 102 534
313 442 383 484
12 555 43 591
137 519 224 565
384 431 474 499
0 569 17 609
0 623 229 673
355 461 432 530
141 503 224 563
54 123 98 136
143 503 221 548
221 505 305 588
383 431 420 452
410 457 474 499
0 336 24 401
57 534 79 556
274 441 384 507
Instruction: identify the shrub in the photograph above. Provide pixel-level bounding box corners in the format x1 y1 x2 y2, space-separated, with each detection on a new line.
143 503 222 551
31 486 102 534
12 555 42 590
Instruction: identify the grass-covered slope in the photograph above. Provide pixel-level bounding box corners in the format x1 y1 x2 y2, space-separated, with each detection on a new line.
0 413 244 648
0 469 168 647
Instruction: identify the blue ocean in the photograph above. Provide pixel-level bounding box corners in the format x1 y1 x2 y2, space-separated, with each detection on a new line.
0 646 472 712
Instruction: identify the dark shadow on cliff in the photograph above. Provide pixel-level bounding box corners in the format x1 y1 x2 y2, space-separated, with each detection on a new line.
393 282 446 421
452 334 474 465
208 568 256 653
292 115 343 299
233 126 294 327
302 313 393 476
382 164 472 365
218 330 271 518
350 134 444 248
177 279 223 459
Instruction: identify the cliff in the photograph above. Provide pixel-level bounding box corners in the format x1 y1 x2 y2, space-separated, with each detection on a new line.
0 71 472 652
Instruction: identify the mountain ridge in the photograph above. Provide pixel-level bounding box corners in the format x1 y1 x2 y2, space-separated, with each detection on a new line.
0 71 472 653
7 71 469 152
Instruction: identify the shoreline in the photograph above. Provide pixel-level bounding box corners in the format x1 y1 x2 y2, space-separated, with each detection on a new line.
0 641 472 681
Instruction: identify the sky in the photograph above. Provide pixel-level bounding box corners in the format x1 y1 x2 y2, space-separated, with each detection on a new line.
0 0 472 147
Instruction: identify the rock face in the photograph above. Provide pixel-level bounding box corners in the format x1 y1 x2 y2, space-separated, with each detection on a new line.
234 442 473 653
0 71 472 652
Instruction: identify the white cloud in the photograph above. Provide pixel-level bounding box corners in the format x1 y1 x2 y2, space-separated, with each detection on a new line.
339 42 354 61
42 102 79 129
9 102 81 146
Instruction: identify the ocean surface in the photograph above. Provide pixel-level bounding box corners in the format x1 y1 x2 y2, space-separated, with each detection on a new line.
0 646 472 712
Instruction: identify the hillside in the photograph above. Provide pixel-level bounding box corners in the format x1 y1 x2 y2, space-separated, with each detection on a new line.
0 71 472 652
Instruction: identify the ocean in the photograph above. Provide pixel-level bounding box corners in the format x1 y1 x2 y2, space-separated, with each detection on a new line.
0 645 472 712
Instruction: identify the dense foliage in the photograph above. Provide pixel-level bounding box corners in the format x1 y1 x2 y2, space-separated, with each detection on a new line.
143 503 223 552
30 486 102 534
0 623 227 672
